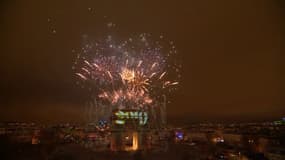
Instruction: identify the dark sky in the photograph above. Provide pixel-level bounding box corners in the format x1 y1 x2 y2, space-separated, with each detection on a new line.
0 0 284 123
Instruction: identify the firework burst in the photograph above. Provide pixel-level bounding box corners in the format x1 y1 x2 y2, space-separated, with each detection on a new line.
74 34 181 110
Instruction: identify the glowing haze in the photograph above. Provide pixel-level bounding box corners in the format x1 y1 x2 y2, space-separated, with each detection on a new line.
74 33 181 110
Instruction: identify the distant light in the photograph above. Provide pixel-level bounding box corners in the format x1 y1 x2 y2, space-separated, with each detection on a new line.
115 120 125 125
175 131 183 140
52 29 56 34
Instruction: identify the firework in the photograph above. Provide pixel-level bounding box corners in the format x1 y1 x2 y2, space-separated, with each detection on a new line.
74 34 181 110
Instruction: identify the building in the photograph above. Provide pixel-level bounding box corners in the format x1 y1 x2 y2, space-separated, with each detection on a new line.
110 109 151 151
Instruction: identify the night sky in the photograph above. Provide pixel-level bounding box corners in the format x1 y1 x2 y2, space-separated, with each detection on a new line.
0 0 284 123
